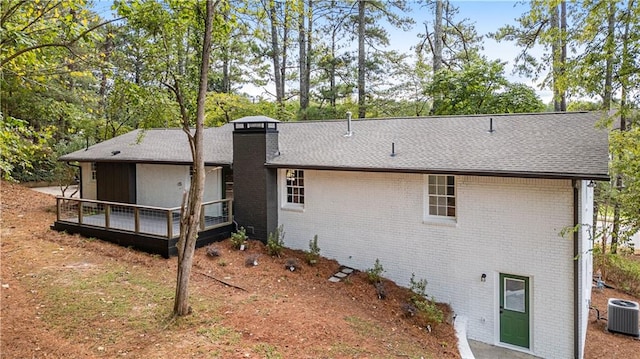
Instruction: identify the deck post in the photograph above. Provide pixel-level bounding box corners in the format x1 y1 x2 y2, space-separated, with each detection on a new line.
200 205 205 231
228 200 233 225
56 198 61 222
134 207 140 233
167 210 173 238
78 200 83 224
105 204 111 229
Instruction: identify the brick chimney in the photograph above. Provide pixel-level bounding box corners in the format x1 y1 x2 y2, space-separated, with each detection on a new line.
231 116 280 242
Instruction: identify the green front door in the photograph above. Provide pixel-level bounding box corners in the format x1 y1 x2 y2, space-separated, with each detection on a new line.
500 273 530 348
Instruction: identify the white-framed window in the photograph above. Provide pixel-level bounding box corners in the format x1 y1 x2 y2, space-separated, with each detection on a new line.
285 169 304 207
427 175 456 218
91 162 97 181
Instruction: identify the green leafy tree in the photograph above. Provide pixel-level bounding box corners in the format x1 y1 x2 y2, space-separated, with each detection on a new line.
1 1 121 181
311 0 356 118
609 116 640 250
353 0 414 118
427 58 544 115
492 0 569 111
0 115 52 181
115 0 229 317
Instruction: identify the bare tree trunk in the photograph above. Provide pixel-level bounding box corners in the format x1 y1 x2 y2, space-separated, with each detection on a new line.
269 1 283 107
559 0 566 111
221 8 230 93
430 0 443 115
306 0 312 105
433 0 443 73
329 7 337 110
611 0 634 254
357 0 366 118
298 0 309 118
603 0 615 110
281 1 289 112
551 4 561 112
173 0 215 317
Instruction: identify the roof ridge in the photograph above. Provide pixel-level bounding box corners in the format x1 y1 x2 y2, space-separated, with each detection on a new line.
275 111 597 125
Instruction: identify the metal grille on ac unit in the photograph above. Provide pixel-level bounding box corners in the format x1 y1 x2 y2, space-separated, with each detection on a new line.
607 298 639 337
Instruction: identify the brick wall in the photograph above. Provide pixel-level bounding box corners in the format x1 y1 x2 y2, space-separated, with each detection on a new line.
233 130 278 241
279 169 578 359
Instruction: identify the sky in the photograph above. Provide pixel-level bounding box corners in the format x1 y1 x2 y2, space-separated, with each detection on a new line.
389 1 550 102
90 0 550 103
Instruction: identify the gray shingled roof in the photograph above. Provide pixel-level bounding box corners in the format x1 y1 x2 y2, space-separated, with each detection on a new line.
60 127 233 165
60 112 610 179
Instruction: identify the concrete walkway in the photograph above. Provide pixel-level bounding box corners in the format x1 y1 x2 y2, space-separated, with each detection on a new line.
469 340 541 359
30 185 78 197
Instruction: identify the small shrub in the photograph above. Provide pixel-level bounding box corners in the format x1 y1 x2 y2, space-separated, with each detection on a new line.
416 300 444 324
230 227 248 250
408 273 444 324
217 259 227 267
305 235 321 265
409 273 428 299
366 258 384 284
266 225 285 257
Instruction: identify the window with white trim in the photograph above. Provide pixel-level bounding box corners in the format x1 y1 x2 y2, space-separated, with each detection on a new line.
285 169 304 205
427 175 456 218
91 162 97 181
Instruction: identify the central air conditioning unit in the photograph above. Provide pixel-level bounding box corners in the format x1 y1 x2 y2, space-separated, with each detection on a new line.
607 298 639 337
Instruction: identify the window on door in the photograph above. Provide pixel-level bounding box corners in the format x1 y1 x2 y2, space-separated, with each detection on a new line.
504 278 526 313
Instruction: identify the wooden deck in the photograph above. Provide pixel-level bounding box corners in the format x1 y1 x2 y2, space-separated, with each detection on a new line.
62 211 229 238
52 197 234 257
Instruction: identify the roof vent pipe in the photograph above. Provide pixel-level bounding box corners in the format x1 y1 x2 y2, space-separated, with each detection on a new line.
345 111 353 137
391 142 396 157
488 117 496 133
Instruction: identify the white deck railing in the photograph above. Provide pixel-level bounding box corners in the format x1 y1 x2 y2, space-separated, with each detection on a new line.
55 197 233 239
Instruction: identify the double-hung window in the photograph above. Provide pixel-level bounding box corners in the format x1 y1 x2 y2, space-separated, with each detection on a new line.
285 169 304 207
427 175 456 218
91 162 97 181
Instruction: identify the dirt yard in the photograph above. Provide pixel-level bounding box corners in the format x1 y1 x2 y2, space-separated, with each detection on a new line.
2 181 639 358
1 182 458 358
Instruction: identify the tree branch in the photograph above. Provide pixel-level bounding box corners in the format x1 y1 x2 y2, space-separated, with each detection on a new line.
196 271 247 291
1 0 29 27
1 17 123 67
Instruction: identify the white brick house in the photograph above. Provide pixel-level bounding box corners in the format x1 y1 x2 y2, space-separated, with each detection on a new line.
57 112 609 358
280 172 592 359
266 112 607 359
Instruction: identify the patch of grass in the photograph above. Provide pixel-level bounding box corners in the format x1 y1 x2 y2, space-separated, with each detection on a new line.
197 325 242 345
253 343 283 359
31 263 224 340
327 342 366 356
35 266 175 341
344 316 384 338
